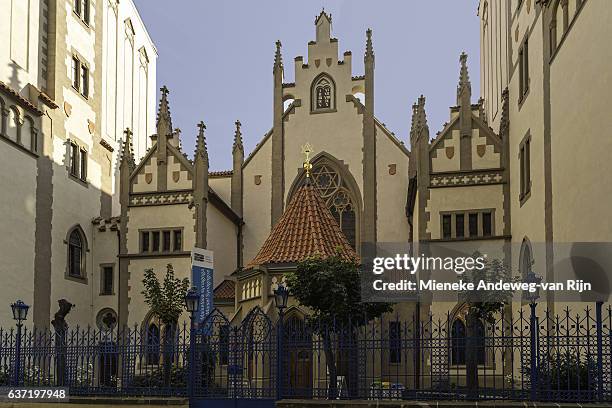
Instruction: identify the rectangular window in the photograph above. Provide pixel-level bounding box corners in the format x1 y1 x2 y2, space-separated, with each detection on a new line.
70 143 79 176
71 57 80 90
519 38 529 99
442 214 452 239
141 231 150 253
80 149 87 181
101 266 113 295
520 135 531 200
82 0 90 24
152 231 160 252
173 230 182 251
162 230 171 252
80 65 89 98
389 321 401 364
482 212 492 236
69 245 81 277
74 0 81 16
455 214 465 238
469 213 479 237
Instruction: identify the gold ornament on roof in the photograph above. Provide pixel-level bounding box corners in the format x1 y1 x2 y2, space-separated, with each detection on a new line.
301 143 313 178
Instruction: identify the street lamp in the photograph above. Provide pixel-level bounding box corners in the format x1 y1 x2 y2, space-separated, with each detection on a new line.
11 300 29 324
273 284 289 400
273 284 289 311
184 287 199 400
524 270 542 305
185 287 199 315
10 300 29 386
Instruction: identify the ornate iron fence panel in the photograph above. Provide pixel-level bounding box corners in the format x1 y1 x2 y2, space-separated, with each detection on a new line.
0 304 610 404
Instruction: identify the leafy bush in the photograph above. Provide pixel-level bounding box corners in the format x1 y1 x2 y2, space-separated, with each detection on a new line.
528 351 596 392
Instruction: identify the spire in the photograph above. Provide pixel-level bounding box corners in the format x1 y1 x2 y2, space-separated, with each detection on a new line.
120 128 135 171
456 52 472 105
273 40 283 72
194 121 208 161
156 86 173 138
232 120 243 153
365 28 374 62
314 8 332 42
412 95 428 139
314 8 332 25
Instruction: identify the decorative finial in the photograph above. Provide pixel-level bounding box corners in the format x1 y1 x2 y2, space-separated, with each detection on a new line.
121 127 135 170
274 40 283 70
365 29 374 60
156 85 173 137
301 143 313 178
233 120 243 153
457 52 471 105
195 121 208 160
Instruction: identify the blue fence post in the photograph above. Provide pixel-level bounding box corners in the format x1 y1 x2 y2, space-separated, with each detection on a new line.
596 301 604 402
188 313 196 400
12 323 23 386
276 309 285 400
529 302 538 401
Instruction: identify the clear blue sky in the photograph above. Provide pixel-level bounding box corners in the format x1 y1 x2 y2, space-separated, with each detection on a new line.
134 1 480 171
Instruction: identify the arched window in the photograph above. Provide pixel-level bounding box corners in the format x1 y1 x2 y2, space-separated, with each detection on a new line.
311 74 335 112
451 319 466 365
519 238 534 278
146 322 160 365
291 157 360 248
451 317 486 365
67 226 87 279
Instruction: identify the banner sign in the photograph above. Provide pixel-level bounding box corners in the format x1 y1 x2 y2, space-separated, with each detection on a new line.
191 247 214 324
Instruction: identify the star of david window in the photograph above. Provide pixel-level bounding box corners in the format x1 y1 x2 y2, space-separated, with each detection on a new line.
312 75 334 112
306 163 357 248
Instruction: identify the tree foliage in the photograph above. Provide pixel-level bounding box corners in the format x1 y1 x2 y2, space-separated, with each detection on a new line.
142 264 191 326
286 254 392 325
459 254 516 322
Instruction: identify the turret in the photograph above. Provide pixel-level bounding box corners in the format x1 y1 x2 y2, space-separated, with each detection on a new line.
231 120 244 216
362 28 377 245
155 86 172 190
271 40 284 227
457 53 473 170
193 121 209 249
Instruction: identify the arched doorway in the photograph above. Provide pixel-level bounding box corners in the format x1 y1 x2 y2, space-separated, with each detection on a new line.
284 314 313 398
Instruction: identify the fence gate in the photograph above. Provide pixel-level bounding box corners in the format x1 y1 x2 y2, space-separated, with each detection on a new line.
191 307 276 408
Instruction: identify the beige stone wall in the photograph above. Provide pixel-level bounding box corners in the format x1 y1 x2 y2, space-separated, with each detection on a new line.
426 185 505 240
0 129 37 324
375 124 410 243
210 176 231 205
549 1 612 242
242 136 272 263
207 204 238 284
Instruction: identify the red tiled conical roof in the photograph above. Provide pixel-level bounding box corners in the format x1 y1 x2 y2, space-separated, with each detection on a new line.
246 180 358 268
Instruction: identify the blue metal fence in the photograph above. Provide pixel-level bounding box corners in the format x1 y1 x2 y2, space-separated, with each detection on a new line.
0 303 610 403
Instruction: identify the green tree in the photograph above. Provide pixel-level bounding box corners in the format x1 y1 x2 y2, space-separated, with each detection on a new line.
142 264 190 386
459 255 515 397
286 255 392 398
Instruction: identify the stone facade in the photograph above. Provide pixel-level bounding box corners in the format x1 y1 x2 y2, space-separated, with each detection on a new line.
1 3 610 331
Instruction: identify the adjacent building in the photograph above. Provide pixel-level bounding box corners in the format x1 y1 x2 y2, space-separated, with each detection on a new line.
0 0 156 327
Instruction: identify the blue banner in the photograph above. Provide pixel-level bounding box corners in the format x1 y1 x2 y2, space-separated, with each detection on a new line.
191 248 214 326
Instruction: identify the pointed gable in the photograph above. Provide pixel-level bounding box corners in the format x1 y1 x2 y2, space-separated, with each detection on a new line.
246 181 358 269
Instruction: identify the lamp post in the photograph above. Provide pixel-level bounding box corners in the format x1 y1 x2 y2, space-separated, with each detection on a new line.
10 300 29 386
185 288 199 400
524 270 541 400
273 284 289 400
